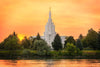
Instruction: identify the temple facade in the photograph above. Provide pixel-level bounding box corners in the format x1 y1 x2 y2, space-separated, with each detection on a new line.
31 9 66 48
44 8 56 48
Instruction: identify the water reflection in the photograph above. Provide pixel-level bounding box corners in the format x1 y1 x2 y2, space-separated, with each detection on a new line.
0 59 100 67
46 60 54 67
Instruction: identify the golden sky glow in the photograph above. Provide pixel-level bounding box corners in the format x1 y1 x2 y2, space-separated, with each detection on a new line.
0 0 100 42
17 34 25 41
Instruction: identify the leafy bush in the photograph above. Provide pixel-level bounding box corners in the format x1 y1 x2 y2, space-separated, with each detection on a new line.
21 49 32 57
33 40 50 56
49 51 59 57
65 43 82 56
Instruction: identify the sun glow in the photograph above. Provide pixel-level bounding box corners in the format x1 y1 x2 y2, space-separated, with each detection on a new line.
17 34 25 41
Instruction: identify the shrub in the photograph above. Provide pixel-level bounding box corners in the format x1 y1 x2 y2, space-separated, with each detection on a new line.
33 40 50 56
21 49 32 57
65 43 82 56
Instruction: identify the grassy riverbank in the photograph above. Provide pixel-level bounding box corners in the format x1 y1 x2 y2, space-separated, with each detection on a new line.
0 50 100 59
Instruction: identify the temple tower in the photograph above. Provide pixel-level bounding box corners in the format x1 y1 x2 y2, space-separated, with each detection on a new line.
44 8 56 48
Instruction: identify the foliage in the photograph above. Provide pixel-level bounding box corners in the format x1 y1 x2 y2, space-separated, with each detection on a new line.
0 50 22 59
65 43 82 56
82 50 100 57
31 38 36 48
21 49 32 57
82 38 88 48
36 33 41 40
78 34 83 40
76 39 83 50
52 34 62 51
83 47 93 50
49 50 66 57
64 36 75 48
31 33 42 49
1 29 100 58
49 51 59 57
0 32 22 50
97 30 100 50
85 28 98 50
21 37 31 49
33 40 50 55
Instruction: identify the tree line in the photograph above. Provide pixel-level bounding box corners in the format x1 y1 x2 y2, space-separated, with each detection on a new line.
52 28 100 51
0 28 100 58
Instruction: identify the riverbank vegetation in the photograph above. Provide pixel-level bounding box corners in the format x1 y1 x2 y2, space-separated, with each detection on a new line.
0 28 100 59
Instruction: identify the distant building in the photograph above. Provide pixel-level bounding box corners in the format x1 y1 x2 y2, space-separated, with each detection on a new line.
30 8 66 48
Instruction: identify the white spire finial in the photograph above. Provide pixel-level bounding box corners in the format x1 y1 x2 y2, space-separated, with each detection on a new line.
49 7 51 19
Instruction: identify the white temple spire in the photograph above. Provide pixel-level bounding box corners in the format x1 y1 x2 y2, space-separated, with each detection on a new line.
48 7 52 23
49 7 51 19
44 7 56 48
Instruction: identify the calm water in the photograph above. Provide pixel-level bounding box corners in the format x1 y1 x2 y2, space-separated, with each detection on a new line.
0 59 100 67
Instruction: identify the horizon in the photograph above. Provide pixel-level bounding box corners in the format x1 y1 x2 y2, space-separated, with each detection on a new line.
0 0 100 42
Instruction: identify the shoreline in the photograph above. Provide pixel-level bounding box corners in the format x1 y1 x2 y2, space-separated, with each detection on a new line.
0 56 100 60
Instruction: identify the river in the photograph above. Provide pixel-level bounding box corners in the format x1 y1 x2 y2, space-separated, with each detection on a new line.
0 59 100 67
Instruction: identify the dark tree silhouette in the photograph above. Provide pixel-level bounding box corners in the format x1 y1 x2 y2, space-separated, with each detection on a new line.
36 33 41 40
85 28 98 50
78 34 83 40
97 29 100 50
76 39 83 50
64 36 75 48
52 34 62 51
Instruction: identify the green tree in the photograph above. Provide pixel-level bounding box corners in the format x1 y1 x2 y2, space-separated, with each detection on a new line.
21 37 31 49
64 36 75 48
82 38 88 48
85 28 98 50
31 38 36 48
0 42 4 49
52 34 62 51
36 33 41 40
78 34 83 40
97 29 100 50
33 40 50 55
65 43 81 56
76 39 83 50
31 33 43 49
1 32 22 50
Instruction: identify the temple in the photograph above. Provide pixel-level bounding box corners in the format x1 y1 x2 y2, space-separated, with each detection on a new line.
31 8 66 48
44 8 56 48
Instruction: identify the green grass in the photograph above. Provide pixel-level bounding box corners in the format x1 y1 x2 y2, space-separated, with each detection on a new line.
82 50 100 56
82 50 100 52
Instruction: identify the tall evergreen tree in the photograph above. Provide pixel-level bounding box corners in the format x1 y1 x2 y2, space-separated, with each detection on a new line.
52 34 62 51
36 33 41 40
76 39 83 50
78 34 83 40
82 38 88 48
13 31 16 36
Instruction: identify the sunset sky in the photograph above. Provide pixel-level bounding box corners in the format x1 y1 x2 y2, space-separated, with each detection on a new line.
0 0 100 42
